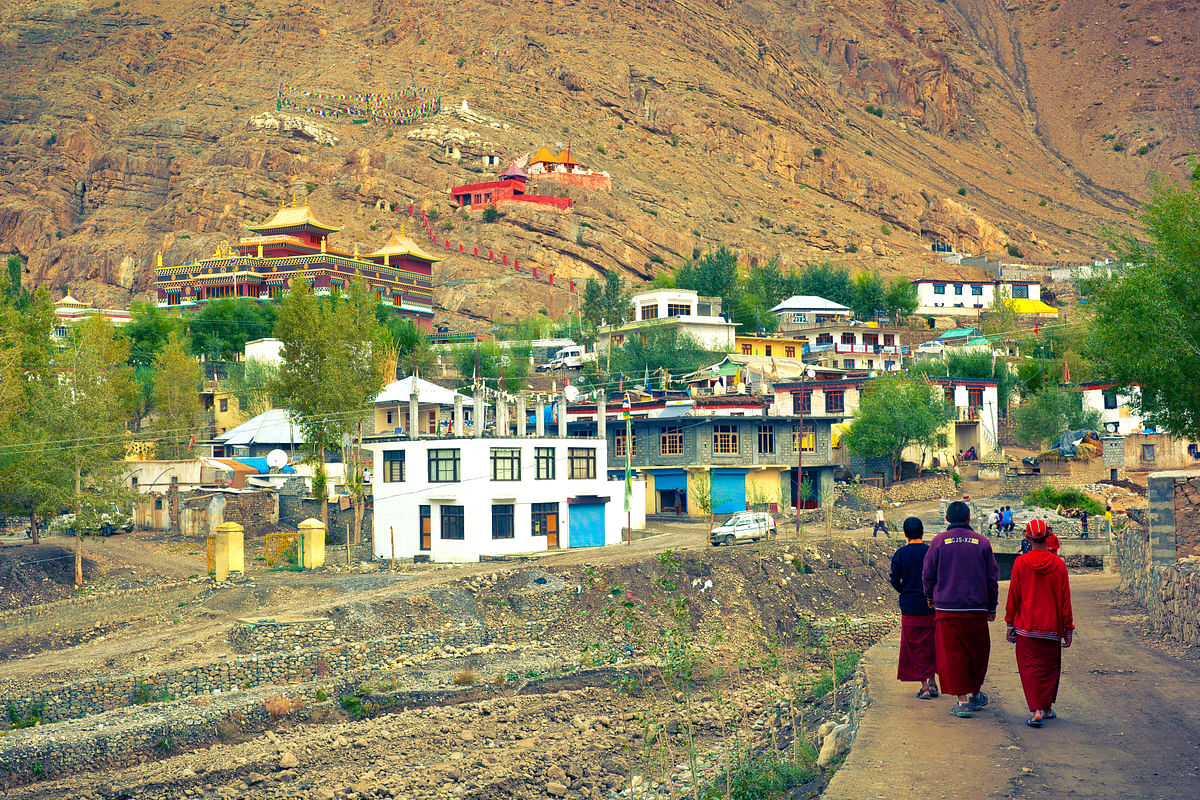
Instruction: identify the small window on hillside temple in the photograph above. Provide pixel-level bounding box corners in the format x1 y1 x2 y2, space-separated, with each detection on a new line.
933 284 946 295
666 303 690 317
568 448 596 479
785 346 796 358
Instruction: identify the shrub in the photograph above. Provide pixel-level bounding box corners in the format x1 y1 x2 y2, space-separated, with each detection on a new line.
1024 486 1104 516
702 751 817 800
1005 243 1024 258
864 149 873 156
812 147 824 157
1113 142 1125 152
596 144 606 154
1137 145 1149 155
957 187 967 196
1039 198 1048 206
453 668 476 686
314 688 327 702
844 243 858 253
481 207 500 223
264 695 292 719
427 207 440 221
879 224 891 235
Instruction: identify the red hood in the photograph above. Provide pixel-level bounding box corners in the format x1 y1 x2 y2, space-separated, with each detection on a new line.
1021 549 1060 574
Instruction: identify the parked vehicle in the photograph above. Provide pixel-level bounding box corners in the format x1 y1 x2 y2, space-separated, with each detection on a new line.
710 511 777 546
537 345 595 372
49 507 134 537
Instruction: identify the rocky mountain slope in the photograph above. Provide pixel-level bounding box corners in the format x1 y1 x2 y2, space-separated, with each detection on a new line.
0 0 1195 322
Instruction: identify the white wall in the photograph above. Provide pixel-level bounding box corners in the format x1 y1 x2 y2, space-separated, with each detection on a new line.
1081 386 1142 435
367 436 643 562
244 338 284 366
914 280 1041 314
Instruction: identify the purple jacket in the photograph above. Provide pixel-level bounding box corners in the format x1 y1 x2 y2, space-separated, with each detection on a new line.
922 525 999 613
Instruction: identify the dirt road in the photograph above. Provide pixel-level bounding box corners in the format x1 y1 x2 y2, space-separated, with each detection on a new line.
825 574 1200 800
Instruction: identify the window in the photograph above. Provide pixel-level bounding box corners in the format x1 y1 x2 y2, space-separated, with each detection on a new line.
971 284 983 296
660 426 683 455
757 425 775 454
826 390 845 413
491 504 515 539
386 410 394 426
741 343 752 355
167 292 180 305
383 450 405 482
793 391 811 414
535 447 556 480
640 304 659 320
954 284 964 295
843 359 855 370
713 424 739 455
490 448 521 481
666 303 691 317
568 447 596 479
945 387 955 405
793 426 815 453
816 333 833 345
219 398 228 412
933 283 946 295
863 334 878 347
1141 444 1156 463
532 502 559 536
936 433 949 448
153 496 162 509
1013 284 1029 299
1103 392 1118 410
440 505 465 539
967 388 984 408
840 332 855 345
428 448 461 482
614 429 637 457
785 346 795 358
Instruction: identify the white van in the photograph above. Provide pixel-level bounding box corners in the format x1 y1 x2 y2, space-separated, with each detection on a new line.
710 511 777 546
538 345 594 371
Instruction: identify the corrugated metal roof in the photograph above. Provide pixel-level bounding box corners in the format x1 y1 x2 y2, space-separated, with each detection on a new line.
214 409 306 446
376 376 475 406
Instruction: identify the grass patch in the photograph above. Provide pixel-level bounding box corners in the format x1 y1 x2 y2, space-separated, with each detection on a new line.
702 749 818 800
1024 485 1104 515
811 651 862 699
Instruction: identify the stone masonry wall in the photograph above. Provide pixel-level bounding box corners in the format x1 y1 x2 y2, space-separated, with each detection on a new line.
1172 477 1200 558
1114 498 1200 650
227 619 336 654
221 491 277 536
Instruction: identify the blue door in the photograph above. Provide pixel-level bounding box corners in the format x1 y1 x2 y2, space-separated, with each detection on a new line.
711 470 748 514
568 502 605 548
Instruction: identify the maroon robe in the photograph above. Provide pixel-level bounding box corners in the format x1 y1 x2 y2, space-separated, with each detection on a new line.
1015 635 1062 712
935 611 990 696
898 615 937 682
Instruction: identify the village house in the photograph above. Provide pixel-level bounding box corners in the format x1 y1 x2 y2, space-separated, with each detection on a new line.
51 294 131 340
771 295 853 331
365 433 642 562
1071 381 1142 435
373 376 477 437
770 376 1000 479
734 335 805 360
154 201 438 331
789 323 910 373
596 289 737 353
912 277 1052 318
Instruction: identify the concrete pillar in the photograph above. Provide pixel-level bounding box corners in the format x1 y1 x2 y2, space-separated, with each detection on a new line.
408 391 419 440
453 394 464 437
297 518 326 568
497 394 508 437
558 393 568 438
516 395 527 438
474 392 485 438
597 397 607 440
167 476 180 533
535 397 546 437
211 521 244 582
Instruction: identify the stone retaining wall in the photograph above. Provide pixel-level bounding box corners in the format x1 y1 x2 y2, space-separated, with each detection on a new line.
1113 521 1200 648
0 580 198 629
0 619 552 725
228 619 336 654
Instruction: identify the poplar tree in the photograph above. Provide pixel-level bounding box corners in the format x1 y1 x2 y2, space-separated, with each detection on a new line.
151 330 204 459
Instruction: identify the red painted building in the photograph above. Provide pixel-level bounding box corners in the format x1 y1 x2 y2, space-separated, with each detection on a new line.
450 164 572 211
154 203 439 330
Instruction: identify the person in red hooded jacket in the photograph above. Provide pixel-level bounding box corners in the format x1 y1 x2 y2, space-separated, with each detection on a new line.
1006 518 1074 727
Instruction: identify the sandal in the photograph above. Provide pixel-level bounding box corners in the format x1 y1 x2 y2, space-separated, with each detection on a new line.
968 691 989 711
1044 710 1056 720
950 702 973 718
917 688 933 700
1026 717 1043 728
929 687 940 698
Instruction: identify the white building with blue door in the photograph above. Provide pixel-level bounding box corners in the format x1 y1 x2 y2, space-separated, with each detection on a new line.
364 435 645 563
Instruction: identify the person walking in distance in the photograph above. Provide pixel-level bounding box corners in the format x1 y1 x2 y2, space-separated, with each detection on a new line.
891 517 938 699
1104 504 1114 537
873 508 889 538
922 500 999 718
1006 518 1074 727
1080 509 1089 539
673 487 684 515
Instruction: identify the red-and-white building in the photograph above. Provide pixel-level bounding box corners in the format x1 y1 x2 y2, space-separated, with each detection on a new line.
449 164 572 211
526 146 612 191
153 203 438 330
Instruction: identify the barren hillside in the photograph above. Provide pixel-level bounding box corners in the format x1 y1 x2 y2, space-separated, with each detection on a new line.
0 0 1195 322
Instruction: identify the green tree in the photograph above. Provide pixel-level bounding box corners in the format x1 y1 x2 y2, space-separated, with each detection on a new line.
377 312 436 378
224 358 281 420
150 330 204 459
601 271 632 329
849 270 885 321
795 262 853 307
581 278 604 331
1086 169 1200 437
50 315 137 584
844 376 952 480
453 340 529 393
1014 387 1103 449
3 254 30 307
911 350 1015 411
674 244 738 301
882 276 918 323
120 302 184 367
187 299 278 361
608 329 723 384
273 280 387 542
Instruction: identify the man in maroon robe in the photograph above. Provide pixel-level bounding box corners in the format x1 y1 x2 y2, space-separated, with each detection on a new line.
922 501 999 718
1006 518 1074 727
891 517 938 698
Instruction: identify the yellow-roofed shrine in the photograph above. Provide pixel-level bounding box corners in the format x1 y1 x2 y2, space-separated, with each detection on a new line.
153 201 439 330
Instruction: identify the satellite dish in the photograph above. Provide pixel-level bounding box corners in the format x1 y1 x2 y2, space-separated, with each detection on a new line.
564 385 580 403
266 449 288 471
